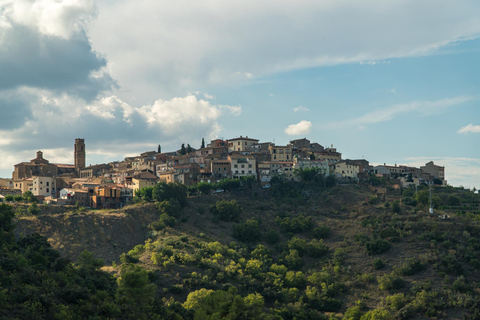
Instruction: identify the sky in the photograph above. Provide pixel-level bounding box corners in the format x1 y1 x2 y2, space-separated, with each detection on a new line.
0 0 479 189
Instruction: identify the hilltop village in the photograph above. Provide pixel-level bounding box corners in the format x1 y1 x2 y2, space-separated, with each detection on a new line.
0 137 445 208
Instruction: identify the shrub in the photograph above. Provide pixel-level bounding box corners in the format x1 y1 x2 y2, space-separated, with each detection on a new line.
284 249 303 270
373 258 385 270
150 213 176 231
287 237 308 256
276 213 313 233
307 239 329 258
265 230 280 244
313 225 331 239
157 199 181 217
4 195 13 202
392 200 401 214
232 219 261 243
386 293 407 310
13 195 23 202
397 258 427 276
359 308 392 320
378 272 405 291
365 239 391 255
210 200 242 221
333 248 346 266
27 202 40 215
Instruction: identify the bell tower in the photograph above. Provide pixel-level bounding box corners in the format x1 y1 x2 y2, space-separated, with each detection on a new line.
74 138 86 170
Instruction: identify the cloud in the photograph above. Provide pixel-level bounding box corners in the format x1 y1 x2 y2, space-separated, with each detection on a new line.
0 91 241 175
293 106 309 112
327 96 474 129
404 156 480 190
0 1 115 101
285 120 312 135
88 0 480 102
5 0 96 39
457 124 480 134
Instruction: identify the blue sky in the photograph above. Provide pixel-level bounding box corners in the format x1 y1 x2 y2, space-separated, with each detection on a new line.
0 0 479 189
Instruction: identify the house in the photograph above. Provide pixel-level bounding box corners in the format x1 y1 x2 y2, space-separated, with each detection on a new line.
79 163 112 178
312 146 342 163
293 157 330 175
126 171 158 193
90 186 122 209
227 136 259 152
268 145 293 162
257 161 282 183
420 161 445 182
331 159 368 179
31 176 56 198
229 154 257 178
211 159 232 180
60 188 90 206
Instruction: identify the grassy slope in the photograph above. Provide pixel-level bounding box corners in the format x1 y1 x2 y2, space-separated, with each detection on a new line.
13 184 480 319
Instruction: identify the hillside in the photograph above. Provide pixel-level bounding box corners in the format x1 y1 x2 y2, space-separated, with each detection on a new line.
5 180 480 319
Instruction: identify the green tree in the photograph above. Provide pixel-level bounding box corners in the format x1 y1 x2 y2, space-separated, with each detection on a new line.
187 144 193 153
0 203 15 243
22 191 37 203
201 138 205 149
27 202 40 215
180 143 186 155
116 265 156 317
233 219 261 243
157 144 161 153
210 200 242 221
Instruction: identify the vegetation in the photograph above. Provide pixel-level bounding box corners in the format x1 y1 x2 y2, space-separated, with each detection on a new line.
5 180 480 319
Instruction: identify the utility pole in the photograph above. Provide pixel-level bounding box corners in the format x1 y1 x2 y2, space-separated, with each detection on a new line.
429 183 434 214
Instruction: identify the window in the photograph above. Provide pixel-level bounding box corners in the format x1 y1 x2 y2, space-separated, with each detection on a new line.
46 182 49 186
47 188 49 193
241 164 245 168
248 164 252 168
234 164 238 168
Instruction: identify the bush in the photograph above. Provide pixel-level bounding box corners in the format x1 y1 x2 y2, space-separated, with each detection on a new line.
150 213 176 231
378 272 405 291
276 213 313 233
287 237 308 255
284 249 303 270
13 195 23 202
4 195 13 202
232 219 261 243
157 199 181 217
307 239 329 258
27 202 40 215
373 258 385 270
365 239 391 255
210 200 242 221
397 258 427 276
392 200 401 214
313 225 331 239
265 230 280 244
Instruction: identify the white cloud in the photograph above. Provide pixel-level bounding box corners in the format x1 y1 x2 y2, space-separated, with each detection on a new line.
4 0 96 39
285 120 312 135
327 96 474 129
88 0 480 102
457 124 480 134
293 106 309 112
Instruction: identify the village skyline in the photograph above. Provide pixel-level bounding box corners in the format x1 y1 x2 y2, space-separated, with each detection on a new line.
0 1 479 189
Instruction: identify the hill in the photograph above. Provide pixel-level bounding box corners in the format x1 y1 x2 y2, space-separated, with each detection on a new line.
4 179 480 319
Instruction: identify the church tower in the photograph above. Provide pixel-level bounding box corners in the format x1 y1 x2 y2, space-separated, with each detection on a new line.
74 138 86 170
